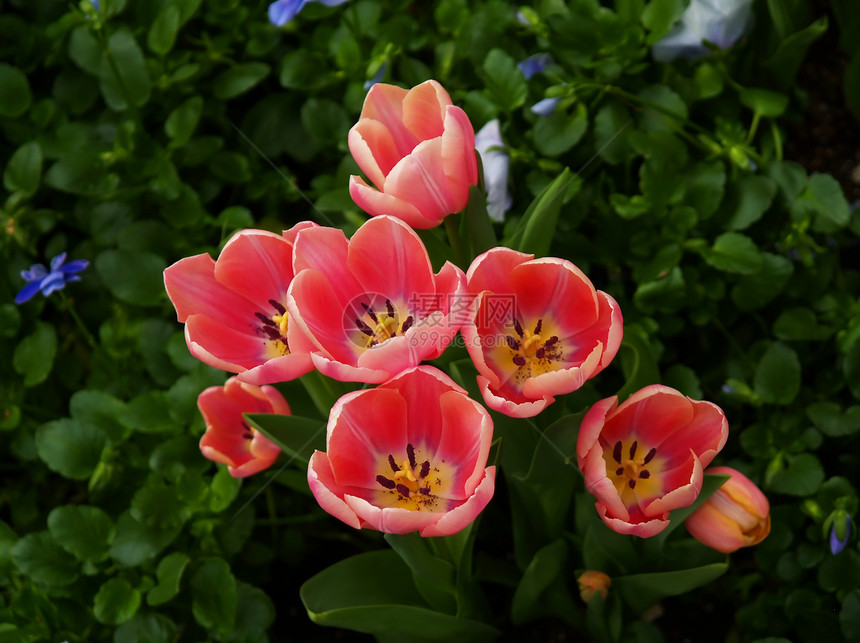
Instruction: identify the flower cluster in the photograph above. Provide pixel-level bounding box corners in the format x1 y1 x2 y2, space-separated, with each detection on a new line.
164 78 768 548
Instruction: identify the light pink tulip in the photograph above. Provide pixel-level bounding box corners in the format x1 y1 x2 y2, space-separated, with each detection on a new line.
348 80 479 229
198 377 288 477
308 366 496 537
462 247 622 418
576 385 729 537
685 466 770 553
164 224 317 384
287 215 465 383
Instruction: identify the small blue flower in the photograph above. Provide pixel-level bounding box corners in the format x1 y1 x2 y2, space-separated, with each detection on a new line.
15 252 89 305
268 0 348 27
91 0 99 9
363 62 387 90
517 53 553 80
830 514 851 555
475 120 512 222
652 0 754 62
530 97 561 117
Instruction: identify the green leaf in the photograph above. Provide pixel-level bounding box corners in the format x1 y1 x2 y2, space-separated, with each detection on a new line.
47 505 115 562
70 389 129 445
773 307 832 341
232 582 276 640
147 5 181 55
44 153 117 196
682 160 726 218
617 324 661 401
35 418 107 480
841 589 860 641
641 0 685 43
147 552 190 606
482 48 527 111
209 467 242 512
763 16 827 87
3 141 43 196
131 474 191 530
13 321 57 387
615 563 728 614
300 97 350 147
533 103 588 157
701 232 762 274
769 453 824 496
795 173 851 232
212 62 270 99
94 577 141 625
806 402 860 437
99 28 152 110
384 533 457 614
121 392 180 434
114 613 177 643
754 342 801 405
95 249 167 307
245 413 325 466
739 88 789 117
0 63 31 117
693 62 724 99
637 84 688 132
110 511 181 567
165 96 203 148
722 175 777 231
191 558 237 633
301 550 499 641
461 184 498 260
731 253 793 310
11 531 78 586
279 50 329 90
68 25 103 75
508 167 579 257
593 100 632 165
511 539 569 624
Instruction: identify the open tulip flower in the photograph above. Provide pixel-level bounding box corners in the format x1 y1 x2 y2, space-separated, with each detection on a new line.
348 79 479 229
198 377 289 478
164 224 317 384
684 466 770 553
577 385 729 537
287 215 465 383
308 366 496 536
462 247 622 418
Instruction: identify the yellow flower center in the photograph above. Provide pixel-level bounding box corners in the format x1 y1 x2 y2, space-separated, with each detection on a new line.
256 298 291 357
375 443 447 511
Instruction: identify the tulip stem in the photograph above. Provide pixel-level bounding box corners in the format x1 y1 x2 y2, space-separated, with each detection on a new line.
444 215 466 267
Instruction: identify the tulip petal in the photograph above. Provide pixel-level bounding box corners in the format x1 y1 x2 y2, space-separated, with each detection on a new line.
215 230 296 312
164 254 257 327
361 83 417 157
384 139 459 222
348 176 435 228
420 467 496 537
441 105 479 191
401 80 448 142
349 120 400 188
308 452 364 529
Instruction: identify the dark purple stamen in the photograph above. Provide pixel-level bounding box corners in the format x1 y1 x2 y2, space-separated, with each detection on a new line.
628 479 636 489
396 484 411 497
256 312 277 327
262 326 282 340
401 316 414 333
536 347 545 359
386 299 395 317
388 454 399 473
361 302 378 323
243 432 253 440
268 299 286 315
419 461 430 479
355 319 374 336
544 336 559 347
534 319 542 335
629 441 638 459
377 475 396 489
513 355 526 367
513 317 524 337
506 336 520 351
419 487 430 495
407 443 416 469
639 470 650 479
643 448 657 464
615 467 624 476
613 441 622 463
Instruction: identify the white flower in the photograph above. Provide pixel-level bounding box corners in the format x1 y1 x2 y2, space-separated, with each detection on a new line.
652 0 754 62
475 120 512 222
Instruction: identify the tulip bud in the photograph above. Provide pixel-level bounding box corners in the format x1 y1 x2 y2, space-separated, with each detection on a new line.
577 570 611 604
685 466 770 553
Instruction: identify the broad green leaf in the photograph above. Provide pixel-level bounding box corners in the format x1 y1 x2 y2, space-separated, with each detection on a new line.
841 589 860 641
191 558 237 633
147 552 190 606
94 577 141 625
232 582 276 640
641 0 685 43
594 100 632 165
637 85 688 132
796 173 851 232
682 160 726 218
806 402 860 437
11 531 78 586
511 539 569 624
483 48 527 112
95 249 166 307
114 613 177 643
44 153 118 196
508 167 579 257
13 321 57 387
300 97 350 146
617 324 661 401
616 563 728 614
131 474 191 530
634 266 687 313
385 533 457 614
460 184 498 261
68 25 102 75
3 141 42 196
773 307 832 341
740 88 789 117
769 453 824 496
534 103 588 157
209 467 242 512
731 253 793 310
701 232 762 274
148 5 180 56
663 364 702 399
121 392 180 434
754 342 801 405
763 16 827 87
722 175 777 231
35 418 107 480
165 96 203 148
301 550 498 641
279 50 329 90
244 413 325 466
0 63 31 117
212 63 270 99
99 28 152 110
47 505 115 562
110 511 181 567
693 62 724 99
70 389 129 445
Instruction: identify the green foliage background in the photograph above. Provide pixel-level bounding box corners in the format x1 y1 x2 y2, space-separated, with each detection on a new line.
1 0 859 640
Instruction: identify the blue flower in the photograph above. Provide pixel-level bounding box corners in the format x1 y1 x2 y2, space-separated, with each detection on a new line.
15 253 89 305
830 514 851 555
268 0 348 27
530 97 561 117
517 53 553 80
474 119 511 222
652 0 753 62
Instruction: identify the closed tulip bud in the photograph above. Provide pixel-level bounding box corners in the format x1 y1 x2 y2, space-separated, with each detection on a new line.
578 570 611 603
685 466 770 553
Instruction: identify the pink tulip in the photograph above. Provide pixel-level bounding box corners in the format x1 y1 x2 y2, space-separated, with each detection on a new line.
462 248 623 418
685 466 770 553
348 80 479 229
197 376 288 478
287 215 465 383
576 385 729 537
308 366 496 536
164 224 317 384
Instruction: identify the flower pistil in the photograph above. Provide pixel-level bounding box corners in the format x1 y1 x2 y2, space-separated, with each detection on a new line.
375 442 447 511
